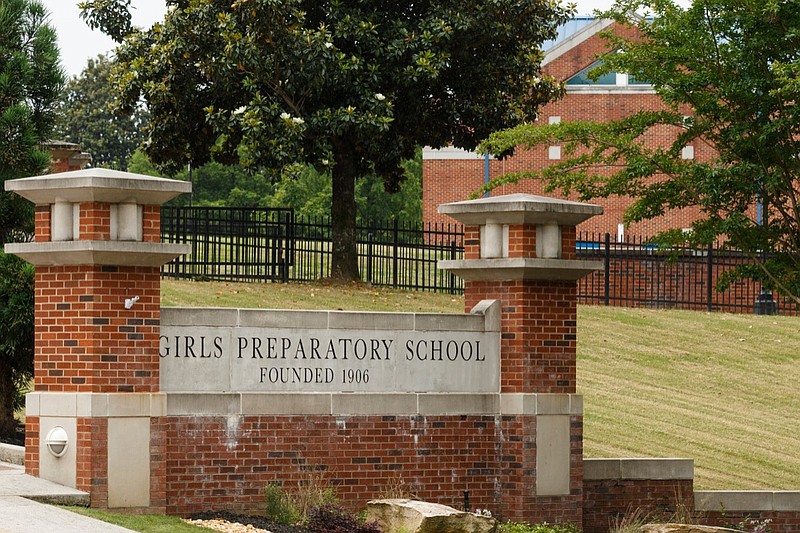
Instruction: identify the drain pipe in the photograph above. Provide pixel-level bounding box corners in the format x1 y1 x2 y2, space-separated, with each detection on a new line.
484 153 490 198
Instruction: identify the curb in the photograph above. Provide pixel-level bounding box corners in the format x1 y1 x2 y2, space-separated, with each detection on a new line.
0 444 24 466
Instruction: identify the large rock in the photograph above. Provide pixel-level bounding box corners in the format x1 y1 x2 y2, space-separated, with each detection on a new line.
366 498 497 533
641 524 740 533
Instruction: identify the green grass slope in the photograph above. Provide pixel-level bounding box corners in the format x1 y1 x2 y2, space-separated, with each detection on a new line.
162 280 800 490
578 306 800 490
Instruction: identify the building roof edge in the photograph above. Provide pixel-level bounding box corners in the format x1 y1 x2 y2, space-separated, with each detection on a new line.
543 17 615 66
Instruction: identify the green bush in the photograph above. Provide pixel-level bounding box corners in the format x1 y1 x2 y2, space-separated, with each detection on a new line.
263 484 301 525
263 472 338 525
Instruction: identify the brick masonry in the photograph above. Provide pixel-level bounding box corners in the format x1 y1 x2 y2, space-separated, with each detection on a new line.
701 510 800 533
161 413 583 526
34 265 162 393
582 471 800 533
422 20 749 237
465 279 578 394
583 478 694 533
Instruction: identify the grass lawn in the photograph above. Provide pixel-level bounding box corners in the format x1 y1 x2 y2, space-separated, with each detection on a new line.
162 279 800 491
62 506 212 532
578 305 800 490
161 279 463 313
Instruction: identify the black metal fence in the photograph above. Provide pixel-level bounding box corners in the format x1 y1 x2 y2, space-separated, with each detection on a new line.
160 207 463 293
161 206 295 282
160 207 798 315
576 233 798 315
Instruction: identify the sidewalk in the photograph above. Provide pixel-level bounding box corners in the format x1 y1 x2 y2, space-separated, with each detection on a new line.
0 460 136 533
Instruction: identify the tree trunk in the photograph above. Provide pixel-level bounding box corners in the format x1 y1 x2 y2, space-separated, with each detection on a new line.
330 139 360 281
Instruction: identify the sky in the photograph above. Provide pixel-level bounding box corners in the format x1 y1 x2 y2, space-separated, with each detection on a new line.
41 0 624 78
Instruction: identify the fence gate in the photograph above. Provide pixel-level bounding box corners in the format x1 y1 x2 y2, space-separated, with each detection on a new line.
161 206 295 282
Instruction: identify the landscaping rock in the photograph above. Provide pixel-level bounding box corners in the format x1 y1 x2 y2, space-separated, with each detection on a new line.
641 524 739 533
366 498 497 533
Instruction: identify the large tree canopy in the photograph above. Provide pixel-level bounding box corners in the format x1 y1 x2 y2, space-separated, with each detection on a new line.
481 0 800 303
81 0 572 279
54 54 148 170
1 0 62 239
0 0 63 438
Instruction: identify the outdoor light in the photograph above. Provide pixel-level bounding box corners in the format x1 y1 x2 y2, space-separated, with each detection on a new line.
45 426 69 458
124 295 140 309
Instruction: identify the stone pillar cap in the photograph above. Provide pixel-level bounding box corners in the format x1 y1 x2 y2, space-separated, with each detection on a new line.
5 168 191 205
438 193 602 226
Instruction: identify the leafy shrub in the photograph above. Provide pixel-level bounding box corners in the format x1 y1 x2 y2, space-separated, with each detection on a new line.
264 470 338 525
291 470 338 519
264 483 302 525
305 504 384 533
499 521 580 533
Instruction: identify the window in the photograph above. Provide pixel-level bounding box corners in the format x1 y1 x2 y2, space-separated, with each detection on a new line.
566 61 617 85
566 59 651 87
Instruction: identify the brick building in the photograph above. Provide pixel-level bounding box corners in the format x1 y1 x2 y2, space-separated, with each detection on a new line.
423 17 710 239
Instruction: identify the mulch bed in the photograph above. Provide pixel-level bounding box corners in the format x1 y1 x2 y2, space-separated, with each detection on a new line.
190 510 310 533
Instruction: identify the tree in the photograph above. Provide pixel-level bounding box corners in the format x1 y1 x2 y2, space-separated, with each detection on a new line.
0 0 64 438
481 0 800 303
81 0 572 280
54 54 148 170
176 162 276 207
356 148 423 224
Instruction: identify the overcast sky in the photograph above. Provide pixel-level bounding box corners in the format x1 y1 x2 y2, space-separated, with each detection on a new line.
41 0 641 78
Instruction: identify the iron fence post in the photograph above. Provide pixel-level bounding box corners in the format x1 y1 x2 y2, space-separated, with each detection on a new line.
392 218 399 288
604 232 611 306
449 240 457 294
367 232 374 285
706 243 713 312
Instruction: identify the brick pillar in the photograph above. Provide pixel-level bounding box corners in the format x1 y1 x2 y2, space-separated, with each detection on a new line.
4 169 189 510
439 194 602 527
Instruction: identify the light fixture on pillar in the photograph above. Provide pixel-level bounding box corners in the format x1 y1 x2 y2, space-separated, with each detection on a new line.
45 426 69 457
124 295 140 309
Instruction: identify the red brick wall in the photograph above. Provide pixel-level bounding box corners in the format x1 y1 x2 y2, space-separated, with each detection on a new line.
24 416 39 477
163 413 583 527
165 415 501 516
423 93 708 237
544 22 643 82
150 417 169 513
143 205 161 242
701 510 800 533
79 203 112 240
82 417 108 505
584 479 800 533
465 280 578 394
34 205 51 242
582 478 693 533
34 265 162 393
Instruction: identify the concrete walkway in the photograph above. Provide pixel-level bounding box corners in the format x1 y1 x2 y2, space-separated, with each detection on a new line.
0 460 136 533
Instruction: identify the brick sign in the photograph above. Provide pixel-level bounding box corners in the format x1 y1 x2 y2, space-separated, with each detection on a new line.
159 306 501 393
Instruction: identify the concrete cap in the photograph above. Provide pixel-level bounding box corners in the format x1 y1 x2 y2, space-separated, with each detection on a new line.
5 240 190 267
438 193 602 226
438 257 603 281
5 168 191 205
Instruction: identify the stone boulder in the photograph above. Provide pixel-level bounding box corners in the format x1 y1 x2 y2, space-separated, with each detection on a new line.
641 524 739 533
366 498 497 533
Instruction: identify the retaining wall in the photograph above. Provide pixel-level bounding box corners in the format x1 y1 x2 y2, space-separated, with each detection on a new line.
583 458 800 533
